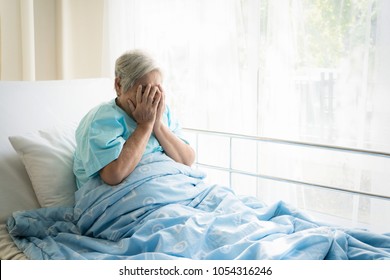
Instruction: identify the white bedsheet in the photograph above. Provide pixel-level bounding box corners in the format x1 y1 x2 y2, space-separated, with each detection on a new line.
0 224 26 260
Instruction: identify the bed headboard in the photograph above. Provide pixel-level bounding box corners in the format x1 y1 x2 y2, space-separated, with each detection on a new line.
0 78 114 223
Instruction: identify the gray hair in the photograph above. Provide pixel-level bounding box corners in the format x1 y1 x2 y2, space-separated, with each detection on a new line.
114 50 161 93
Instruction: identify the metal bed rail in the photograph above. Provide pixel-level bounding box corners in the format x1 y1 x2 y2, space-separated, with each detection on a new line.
183 127 390 201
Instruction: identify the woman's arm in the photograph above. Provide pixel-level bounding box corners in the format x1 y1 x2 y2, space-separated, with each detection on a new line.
154 123 195 166
99 123 153 185
153 86 195 166
99 85 160 186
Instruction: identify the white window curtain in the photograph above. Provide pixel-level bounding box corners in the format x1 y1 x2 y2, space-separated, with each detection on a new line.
0 0 104 80
102 0 390 150
102 0 390 231
102 0 261 135
260 0 390 152
255 0 390 232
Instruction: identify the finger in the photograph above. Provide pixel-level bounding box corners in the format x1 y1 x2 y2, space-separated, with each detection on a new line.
153 90 162 108
159 94 165 112
159 90 165 108
142 84 152 102
161 89 165 103
127 99 135 111
136 85 143 104
157 84 164 94
148 86 158 103
127 99 135 112
157 85 165 105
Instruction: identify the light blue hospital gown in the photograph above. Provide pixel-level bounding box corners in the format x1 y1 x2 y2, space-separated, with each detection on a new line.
73 98 187 188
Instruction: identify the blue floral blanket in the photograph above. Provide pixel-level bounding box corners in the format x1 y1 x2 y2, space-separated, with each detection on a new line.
7 152 390 259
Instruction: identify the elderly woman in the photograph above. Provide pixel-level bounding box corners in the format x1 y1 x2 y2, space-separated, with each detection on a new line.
73 50 195 188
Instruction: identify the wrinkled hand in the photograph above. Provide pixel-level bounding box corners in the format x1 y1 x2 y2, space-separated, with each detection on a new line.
127 84 162 128
153 85 165 132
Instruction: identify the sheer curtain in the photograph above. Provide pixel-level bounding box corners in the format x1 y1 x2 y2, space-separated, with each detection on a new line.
103 0 390 231
257 0 390 231
102 0 390 149
259 0 390 152
102 0 260 135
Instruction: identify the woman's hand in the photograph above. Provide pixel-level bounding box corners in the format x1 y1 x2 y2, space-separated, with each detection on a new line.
128 84 161 128
151 85 195 166
153 85 165 132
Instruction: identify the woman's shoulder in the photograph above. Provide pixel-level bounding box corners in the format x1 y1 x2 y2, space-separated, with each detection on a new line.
76 99 123 132
80 99 119 121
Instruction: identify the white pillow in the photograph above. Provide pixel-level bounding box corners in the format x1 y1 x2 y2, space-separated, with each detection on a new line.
9 124 77 208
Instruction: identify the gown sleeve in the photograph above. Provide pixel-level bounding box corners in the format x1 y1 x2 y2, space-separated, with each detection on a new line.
77 109 128 178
